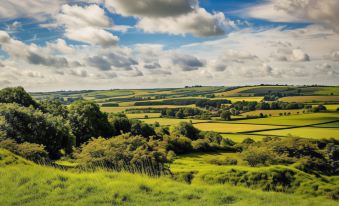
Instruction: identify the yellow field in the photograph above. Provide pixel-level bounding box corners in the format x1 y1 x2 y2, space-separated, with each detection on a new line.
253 127 339 139
219 96 263 102
140 118 209 125
279 96 339 103
242 109 304 117
100 105 196 113
194 122 286 133
323 104 339 111
126 113 161 119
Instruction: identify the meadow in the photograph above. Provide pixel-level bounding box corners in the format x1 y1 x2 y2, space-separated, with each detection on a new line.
2 85 339 206
1 149 338 206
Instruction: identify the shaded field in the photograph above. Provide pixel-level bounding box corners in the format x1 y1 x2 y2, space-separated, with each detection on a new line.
279 96 339 103
194 123 286 133
313 122 339 128
253 127 339 139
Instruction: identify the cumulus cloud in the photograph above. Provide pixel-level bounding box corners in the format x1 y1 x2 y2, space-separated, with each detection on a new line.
87 51 138 71
56 4 119 46
137 8 233 37
105 0 233 37
171 54 205 71
105 0 198 18
0 0 62 20
244 0 339 33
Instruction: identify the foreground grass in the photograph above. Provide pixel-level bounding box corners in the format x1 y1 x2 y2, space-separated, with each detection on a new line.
0 149 338 206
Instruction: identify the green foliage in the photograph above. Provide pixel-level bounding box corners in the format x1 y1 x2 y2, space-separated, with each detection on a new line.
170 122 201 140
0 87 39 108
39 99 68 118
108 113 131 135
130 119 156 138
0 139 48 162
220 110 231 120
0 103 74 158
75 134 168 176
68 101 113 146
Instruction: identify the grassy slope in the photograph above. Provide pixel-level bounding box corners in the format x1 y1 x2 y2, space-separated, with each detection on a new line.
0 149 338 206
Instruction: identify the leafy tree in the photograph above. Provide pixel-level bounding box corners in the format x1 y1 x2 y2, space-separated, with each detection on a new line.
220 110 231 120
108 113 130 135
130 119 156 138
68 101 113 146
0 87 39 108
39 99 68 118
170 122 200 140
0 103 74 158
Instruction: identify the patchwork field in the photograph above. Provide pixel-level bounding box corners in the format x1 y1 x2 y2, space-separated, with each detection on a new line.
253 127 339 139
236 113 339 126
126 113 161 119
279 96 339 103
141 118 209 125
241 109 304 117
100 105 196 113
193 122 286 133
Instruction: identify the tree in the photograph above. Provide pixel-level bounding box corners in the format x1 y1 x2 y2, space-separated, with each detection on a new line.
108 113 130 135
0 103 74 158
175 110 184 119
130 119 156 138
170 122 201 140
0 87 39 108
39 99 68 118
220 110 231 120
68 101 113 146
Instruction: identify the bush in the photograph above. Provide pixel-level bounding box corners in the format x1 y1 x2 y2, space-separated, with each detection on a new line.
165 135 192 154
75 134 169 176
207 157 237 165
170 122 200 140
0 139 48 162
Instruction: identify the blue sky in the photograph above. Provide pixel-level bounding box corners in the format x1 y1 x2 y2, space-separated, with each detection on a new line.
0 0 338 91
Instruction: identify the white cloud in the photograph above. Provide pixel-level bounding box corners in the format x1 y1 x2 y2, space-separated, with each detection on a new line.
56 4 119 46
137 8 234 37
0 0 63 20
244 0 339 33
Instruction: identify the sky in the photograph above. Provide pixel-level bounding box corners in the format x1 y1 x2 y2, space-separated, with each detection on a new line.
0 0 338 91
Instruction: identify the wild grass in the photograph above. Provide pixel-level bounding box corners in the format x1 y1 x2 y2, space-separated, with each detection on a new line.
1 149 338 206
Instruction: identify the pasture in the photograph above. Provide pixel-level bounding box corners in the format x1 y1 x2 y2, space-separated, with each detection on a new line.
253 127 339 139
241 109 304 117
126 113 161 119
279 96 339 103
193 122 286 133
141 118 209 125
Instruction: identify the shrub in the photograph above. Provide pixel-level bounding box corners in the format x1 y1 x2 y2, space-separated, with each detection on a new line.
75 134 169 176
0 139 48 162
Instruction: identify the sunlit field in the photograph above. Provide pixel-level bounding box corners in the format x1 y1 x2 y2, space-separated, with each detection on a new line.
194 123 286 133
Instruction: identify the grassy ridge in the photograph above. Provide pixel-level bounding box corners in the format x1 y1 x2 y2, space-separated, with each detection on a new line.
1 149 338 206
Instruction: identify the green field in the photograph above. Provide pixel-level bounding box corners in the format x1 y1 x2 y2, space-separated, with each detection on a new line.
126 113 161 119
236 113 339 126
194 122 286 133
279 96 339 103
241 109 304 117
221 134 268 143
100 105 196 113
253 127 339 139
141 118 209 125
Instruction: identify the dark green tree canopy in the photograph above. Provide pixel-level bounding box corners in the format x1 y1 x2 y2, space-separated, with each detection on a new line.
0 103 74 158
0 87 39 108
68 101 114 146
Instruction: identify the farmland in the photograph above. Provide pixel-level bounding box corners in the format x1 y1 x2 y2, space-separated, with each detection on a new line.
2 85 339 206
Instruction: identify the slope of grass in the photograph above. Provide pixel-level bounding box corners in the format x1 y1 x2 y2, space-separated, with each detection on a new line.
3 149 337 206
279 96 339 103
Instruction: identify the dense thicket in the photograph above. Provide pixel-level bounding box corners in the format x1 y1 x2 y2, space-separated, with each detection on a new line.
0 87 39 108
0 103 74 158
